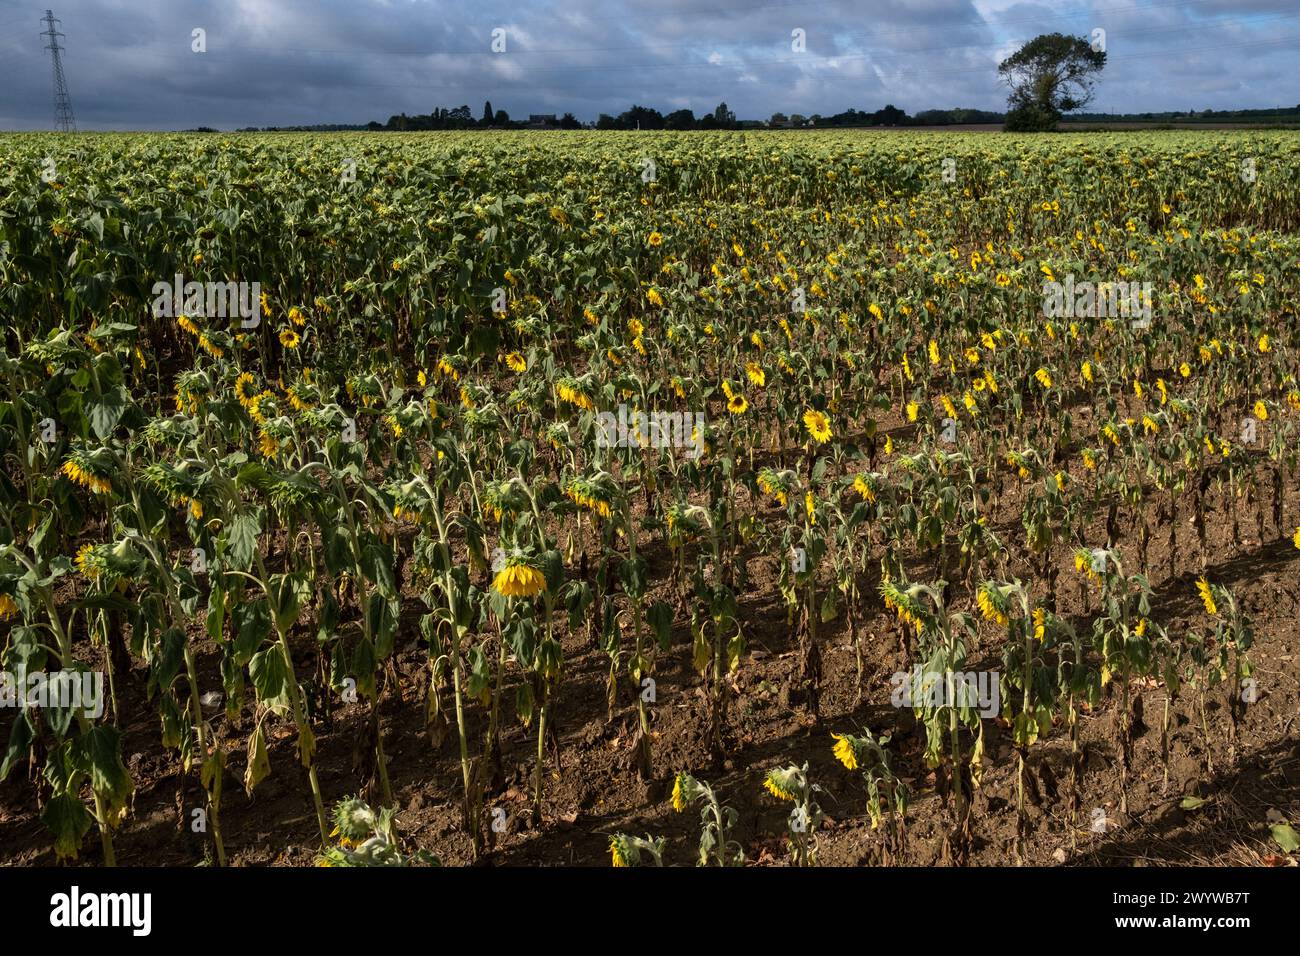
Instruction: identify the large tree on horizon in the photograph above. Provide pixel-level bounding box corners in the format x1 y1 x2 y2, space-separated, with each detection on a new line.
998 33 1106 131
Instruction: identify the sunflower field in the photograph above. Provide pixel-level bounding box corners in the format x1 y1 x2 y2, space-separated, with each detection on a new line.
1 130 1298 867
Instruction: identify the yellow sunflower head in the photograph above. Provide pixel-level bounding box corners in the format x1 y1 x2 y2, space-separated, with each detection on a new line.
802 409 832 444
492 559 547 599
831 733 859 771
762 766 801 802
1196 577 1217 616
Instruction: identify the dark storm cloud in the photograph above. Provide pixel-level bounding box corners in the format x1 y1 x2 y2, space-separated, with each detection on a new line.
0 0 1296 129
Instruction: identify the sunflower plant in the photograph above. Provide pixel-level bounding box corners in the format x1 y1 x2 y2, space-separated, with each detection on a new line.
831 729 908 863
670 771 745 866
762 763 823 867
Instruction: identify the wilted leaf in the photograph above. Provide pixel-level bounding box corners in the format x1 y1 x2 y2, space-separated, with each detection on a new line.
244 725 270 796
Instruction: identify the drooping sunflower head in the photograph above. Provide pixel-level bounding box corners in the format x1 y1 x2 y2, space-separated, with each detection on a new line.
61 451 114 496
608 835 633 867
1196 577 1218 616
172 369 210 413
331 795 378 844
831 733 859 771
663 502 702 539
284 377 318 413
763 765 803 803
543 422 571 452
435 355 463 382
853 473 878 503
879 576 924 631
566 475 615 520
556 375 595 412
481 479 526 525
1080 548 1111 587
975 582 1010 627
196 332 226 359
670 772 704 813
492 557 547 599
756 467 793 507
386 478 427 524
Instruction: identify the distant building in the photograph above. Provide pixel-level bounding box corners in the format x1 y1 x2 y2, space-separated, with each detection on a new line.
528 114 558 128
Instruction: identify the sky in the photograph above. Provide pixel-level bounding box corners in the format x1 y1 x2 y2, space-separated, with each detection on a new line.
1 0 1298 130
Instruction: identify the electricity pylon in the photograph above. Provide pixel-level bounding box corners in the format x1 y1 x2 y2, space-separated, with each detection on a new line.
41 10 76 132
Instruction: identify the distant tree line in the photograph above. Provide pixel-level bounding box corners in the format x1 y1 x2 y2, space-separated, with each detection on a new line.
1064 105 1300 124
373 101 741 130
808 106 1006 127
592 102 738 129
229 101 1295 134
358 101 1007 131
366 102 583 130
248 67 1294 134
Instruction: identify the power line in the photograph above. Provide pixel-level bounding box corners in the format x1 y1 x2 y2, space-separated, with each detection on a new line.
41 9 75 131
